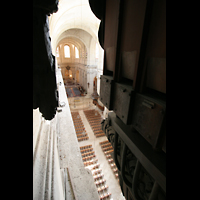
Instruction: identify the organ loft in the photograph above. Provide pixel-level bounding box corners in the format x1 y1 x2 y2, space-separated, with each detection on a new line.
33 0 166 200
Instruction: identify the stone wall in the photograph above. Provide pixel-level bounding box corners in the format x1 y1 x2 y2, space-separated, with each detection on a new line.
33 69 99 200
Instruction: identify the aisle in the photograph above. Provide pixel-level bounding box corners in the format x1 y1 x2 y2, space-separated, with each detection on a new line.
77 109 125 200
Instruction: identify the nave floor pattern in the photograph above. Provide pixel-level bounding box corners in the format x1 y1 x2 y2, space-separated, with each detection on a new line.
70 106 125 200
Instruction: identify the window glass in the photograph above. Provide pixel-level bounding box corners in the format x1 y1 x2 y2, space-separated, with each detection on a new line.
64 45 70 58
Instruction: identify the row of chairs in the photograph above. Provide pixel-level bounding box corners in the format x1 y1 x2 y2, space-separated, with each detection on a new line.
84 158 98 167
80 144 92 150
82 154 96 162
77 133 87 138
81 151 95 158
83 110 105 138
100 140 119 179
97 185 108 194
80 147 93 153
100 192 112 200
94 173 104 181
80 146 96 162
78 136 89 142
71 112 89 142
79 144 112 199
95 179 106 187
92 169 102 176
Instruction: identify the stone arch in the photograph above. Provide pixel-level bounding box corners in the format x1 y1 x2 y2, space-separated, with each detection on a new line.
56 33 88 66
49 0 101 54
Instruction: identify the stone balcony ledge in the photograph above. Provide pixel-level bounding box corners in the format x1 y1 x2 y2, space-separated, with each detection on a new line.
33 69 99 200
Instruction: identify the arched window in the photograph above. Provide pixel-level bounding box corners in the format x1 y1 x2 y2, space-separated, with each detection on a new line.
64 45 70 58
75 46 79 58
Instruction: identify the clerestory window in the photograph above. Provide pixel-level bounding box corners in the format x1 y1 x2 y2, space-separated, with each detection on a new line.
64 45 70 58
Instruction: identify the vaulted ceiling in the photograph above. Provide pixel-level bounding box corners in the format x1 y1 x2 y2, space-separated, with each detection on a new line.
49 0 101 54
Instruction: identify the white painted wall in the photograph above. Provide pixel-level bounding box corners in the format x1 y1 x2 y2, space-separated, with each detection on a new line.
33 69 100 200
49 0 104 97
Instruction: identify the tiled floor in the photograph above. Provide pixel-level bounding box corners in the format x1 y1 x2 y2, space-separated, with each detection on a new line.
68 96 125 200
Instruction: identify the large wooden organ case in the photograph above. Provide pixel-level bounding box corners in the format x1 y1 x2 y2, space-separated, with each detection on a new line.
89 0 166 199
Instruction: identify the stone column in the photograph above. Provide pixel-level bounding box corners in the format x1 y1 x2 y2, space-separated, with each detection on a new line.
72 70 76 84
87 71 92 96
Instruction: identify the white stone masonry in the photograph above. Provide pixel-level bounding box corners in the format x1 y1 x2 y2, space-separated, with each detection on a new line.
33 69 99 200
